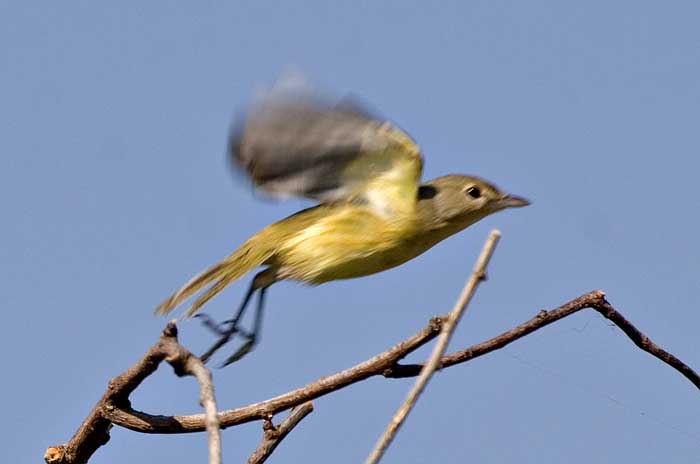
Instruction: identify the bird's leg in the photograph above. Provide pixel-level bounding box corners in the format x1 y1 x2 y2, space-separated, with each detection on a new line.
197 283 256 364
220 287 267 367
194 313 229 336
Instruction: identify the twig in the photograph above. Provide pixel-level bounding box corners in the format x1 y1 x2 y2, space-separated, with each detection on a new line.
176 342 222 464
247 402 314 464
103 316 445 432
44 322 221 464
99 291 699 436
366 229 501 464
385 291 700 390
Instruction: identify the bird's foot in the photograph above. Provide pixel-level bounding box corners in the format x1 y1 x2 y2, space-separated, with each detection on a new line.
220 335 257 367
194 313 232 336
195 313 257 366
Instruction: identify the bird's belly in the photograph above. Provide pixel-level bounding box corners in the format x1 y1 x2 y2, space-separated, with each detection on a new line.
266 204 440 284
275 228 430 284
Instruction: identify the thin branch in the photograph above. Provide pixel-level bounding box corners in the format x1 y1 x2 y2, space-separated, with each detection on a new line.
170 336 222 464
247 402 314 464
385 291 700 390
366 229 501 464
44 322 221 464
101 290 699 437
103 317 445 432
384 292 607 378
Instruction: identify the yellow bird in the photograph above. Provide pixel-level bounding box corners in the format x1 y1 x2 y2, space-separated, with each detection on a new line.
155 86 529 365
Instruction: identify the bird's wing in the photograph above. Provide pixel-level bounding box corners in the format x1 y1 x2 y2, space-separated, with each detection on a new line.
230 90 423 218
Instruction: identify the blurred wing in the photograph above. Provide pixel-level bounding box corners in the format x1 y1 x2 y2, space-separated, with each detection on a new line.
230 91 423 218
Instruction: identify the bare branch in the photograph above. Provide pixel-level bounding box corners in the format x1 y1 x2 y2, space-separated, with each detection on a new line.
165 324 222 464
103 317 444 432
366 229 501 464
386 291 700 390
100 290 699 438
44 322 221 464
247 402 314 464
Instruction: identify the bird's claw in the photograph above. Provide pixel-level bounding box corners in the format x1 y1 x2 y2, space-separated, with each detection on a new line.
197 285 265 367
220 338 256 367
196 314 257 366
194 313 232 336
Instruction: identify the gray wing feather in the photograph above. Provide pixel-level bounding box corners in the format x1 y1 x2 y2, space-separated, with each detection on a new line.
230 95 389 202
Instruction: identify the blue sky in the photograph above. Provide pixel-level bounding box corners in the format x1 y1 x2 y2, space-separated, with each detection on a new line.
3 2 700 463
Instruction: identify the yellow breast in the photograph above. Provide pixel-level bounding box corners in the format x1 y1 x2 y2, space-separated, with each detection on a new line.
270 203 421 284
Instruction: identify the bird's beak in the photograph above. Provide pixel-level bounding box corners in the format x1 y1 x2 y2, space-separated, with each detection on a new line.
500 194 530 208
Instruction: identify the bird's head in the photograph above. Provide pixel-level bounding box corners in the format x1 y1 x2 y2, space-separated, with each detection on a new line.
417 175 529 231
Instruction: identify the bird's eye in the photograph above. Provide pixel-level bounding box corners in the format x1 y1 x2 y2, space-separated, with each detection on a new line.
466 186 481 199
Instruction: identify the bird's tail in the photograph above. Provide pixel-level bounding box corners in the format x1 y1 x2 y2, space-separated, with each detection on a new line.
154 237 275 318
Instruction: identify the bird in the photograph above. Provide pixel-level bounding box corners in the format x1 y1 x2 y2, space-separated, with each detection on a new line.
154 82 529 365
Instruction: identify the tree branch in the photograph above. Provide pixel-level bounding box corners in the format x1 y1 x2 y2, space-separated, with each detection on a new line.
103 316 445 432
366 229 501 464
385 291 700 390
247 402 314 464
98 290 699 438
175 338 222 464
44 321 221 464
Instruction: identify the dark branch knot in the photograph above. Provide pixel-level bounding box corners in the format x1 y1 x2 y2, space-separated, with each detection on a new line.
428 316 444 332
162 320 179 338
